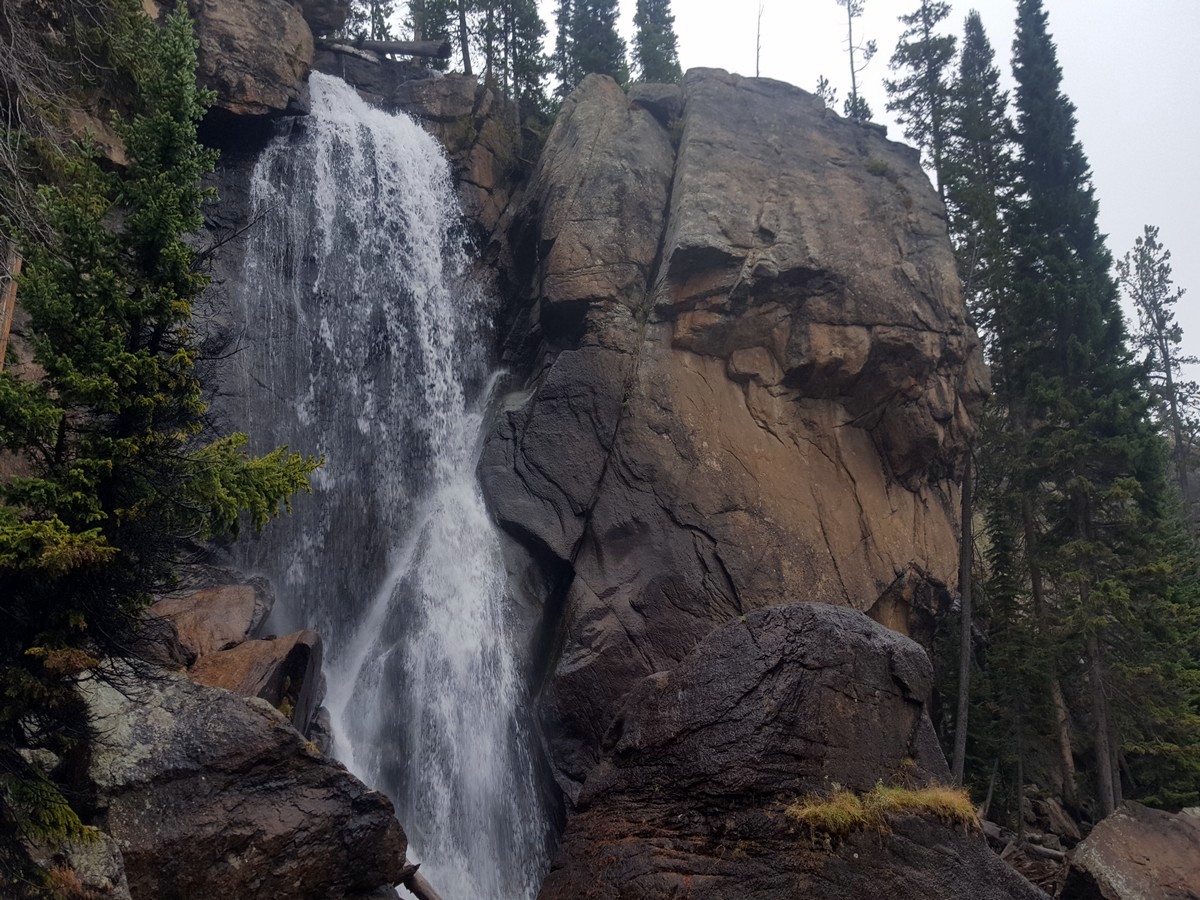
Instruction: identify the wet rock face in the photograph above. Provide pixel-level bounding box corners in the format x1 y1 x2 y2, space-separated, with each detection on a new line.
482 69 987 802
1063 802 1200 900
82 669 406 900
537 605 1044 900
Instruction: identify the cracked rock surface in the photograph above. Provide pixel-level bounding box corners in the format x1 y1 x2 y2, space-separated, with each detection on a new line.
537 605 1046 900
481 69 988 803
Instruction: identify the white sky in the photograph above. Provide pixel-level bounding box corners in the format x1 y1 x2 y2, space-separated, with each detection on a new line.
529 0 1200 362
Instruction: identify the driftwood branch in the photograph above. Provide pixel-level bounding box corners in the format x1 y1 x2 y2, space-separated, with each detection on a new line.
318 38 451 59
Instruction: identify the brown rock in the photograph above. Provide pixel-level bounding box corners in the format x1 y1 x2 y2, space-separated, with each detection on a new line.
1063 802 1200 899
147 583 261 659
481 70 985 800
538 604 1044 900
189 629 323 733
81 667 405 900
187 0 314 117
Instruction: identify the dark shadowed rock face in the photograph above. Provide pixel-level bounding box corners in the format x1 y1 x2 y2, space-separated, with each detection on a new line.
1063 802 1200 900
481 69 987 803
538 605 1045 900
82 670 405 900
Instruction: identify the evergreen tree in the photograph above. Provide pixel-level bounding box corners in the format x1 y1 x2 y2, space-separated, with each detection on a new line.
345 0 397 40
552 0 577 99
0 3 318 846
1002 0 1173 817
884 0 956 197
569 0 627 87
507 0 551 118
943 11 1015 345
1118 225 1198 515
633 0 682 84
834 0 877 122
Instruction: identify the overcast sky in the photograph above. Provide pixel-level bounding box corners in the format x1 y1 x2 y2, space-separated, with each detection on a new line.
532 0 1200 361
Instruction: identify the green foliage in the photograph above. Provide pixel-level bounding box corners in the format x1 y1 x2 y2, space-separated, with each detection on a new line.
344 0 396 40
937 0 1200 821
885 1 955 189
0 0 319 850
567 0 627 90
633 0 682 84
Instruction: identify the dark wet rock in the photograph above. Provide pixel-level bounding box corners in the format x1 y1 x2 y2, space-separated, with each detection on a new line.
81 668 405 900
537 604 1043 900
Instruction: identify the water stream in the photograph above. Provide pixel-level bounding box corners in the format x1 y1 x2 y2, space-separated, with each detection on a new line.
225 72 547 899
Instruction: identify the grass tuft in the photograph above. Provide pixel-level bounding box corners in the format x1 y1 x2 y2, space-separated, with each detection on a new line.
785 783 978 838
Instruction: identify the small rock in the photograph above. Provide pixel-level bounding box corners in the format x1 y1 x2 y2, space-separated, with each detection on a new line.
189 629 323 733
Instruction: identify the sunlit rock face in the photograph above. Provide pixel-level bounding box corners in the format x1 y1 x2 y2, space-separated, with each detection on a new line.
482 68 988 803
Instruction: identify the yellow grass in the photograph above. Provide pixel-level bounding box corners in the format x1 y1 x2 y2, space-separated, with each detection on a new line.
785 783 979 838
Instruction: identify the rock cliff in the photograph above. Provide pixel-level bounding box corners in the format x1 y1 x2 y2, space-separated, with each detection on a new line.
482 69 988 803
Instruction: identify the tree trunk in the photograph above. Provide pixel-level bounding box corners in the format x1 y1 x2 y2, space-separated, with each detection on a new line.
952 449 973 785
457 0 472 76
1050 679 1079 809
1108 713 1123 809
326 38 453 58
1088 630 1116 817
0 248 21 373
1015 711 1026 841
1022 496 1079 805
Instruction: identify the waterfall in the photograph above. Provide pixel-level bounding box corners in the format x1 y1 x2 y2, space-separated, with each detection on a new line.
226 72 548 899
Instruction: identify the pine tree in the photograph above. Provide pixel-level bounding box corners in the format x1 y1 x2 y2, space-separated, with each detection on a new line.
633 0 682 84
552 0 577 99
1118 225 1198 515
942 11 1015 346
885 0 956 197
834 0 877 122
345 0 397 40
0 2 319 844
569 0 627 87
1005 0 1168 817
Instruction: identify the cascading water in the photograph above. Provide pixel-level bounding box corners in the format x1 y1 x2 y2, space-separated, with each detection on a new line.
225 72 548 899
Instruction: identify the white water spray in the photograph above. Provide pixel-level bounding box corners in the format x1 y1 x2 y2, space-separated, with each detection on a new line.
228 73 547 899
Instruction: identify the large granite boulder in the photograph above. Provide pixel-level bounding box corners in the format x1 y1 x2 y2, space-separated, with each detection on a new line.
1063 802 1200 899
186 0 314 117
481 69 986 801
538 604 1043 900
81 668 405 900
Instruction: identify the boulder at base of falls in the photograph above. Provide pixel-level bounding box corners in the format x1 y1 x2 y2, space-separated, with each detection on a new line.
81 667 406 900
1062 802 1200 899
537 604 1046 900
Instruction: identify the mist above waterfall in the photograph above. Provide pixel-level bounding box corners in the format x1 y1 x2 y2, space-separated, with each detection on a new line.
226 72 548 899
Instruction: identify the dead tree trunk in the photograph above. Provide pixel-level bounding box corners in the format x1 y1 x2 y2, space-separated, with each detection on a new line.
952 448 973 785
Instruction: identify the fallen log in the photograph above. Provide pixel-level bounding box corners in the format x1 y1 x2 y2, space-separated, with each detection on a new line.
319 38 451 59
400 866 445 900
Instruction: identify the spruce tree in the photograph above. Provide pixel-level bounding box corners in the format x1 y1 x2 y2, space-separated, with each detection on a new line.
552 0 577 99
943 11 1015 344
0 3 319 844
633 0 682 84
885 0 956 196
569 0 627 87
1005 0 1169 817
1118 226 1198 515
